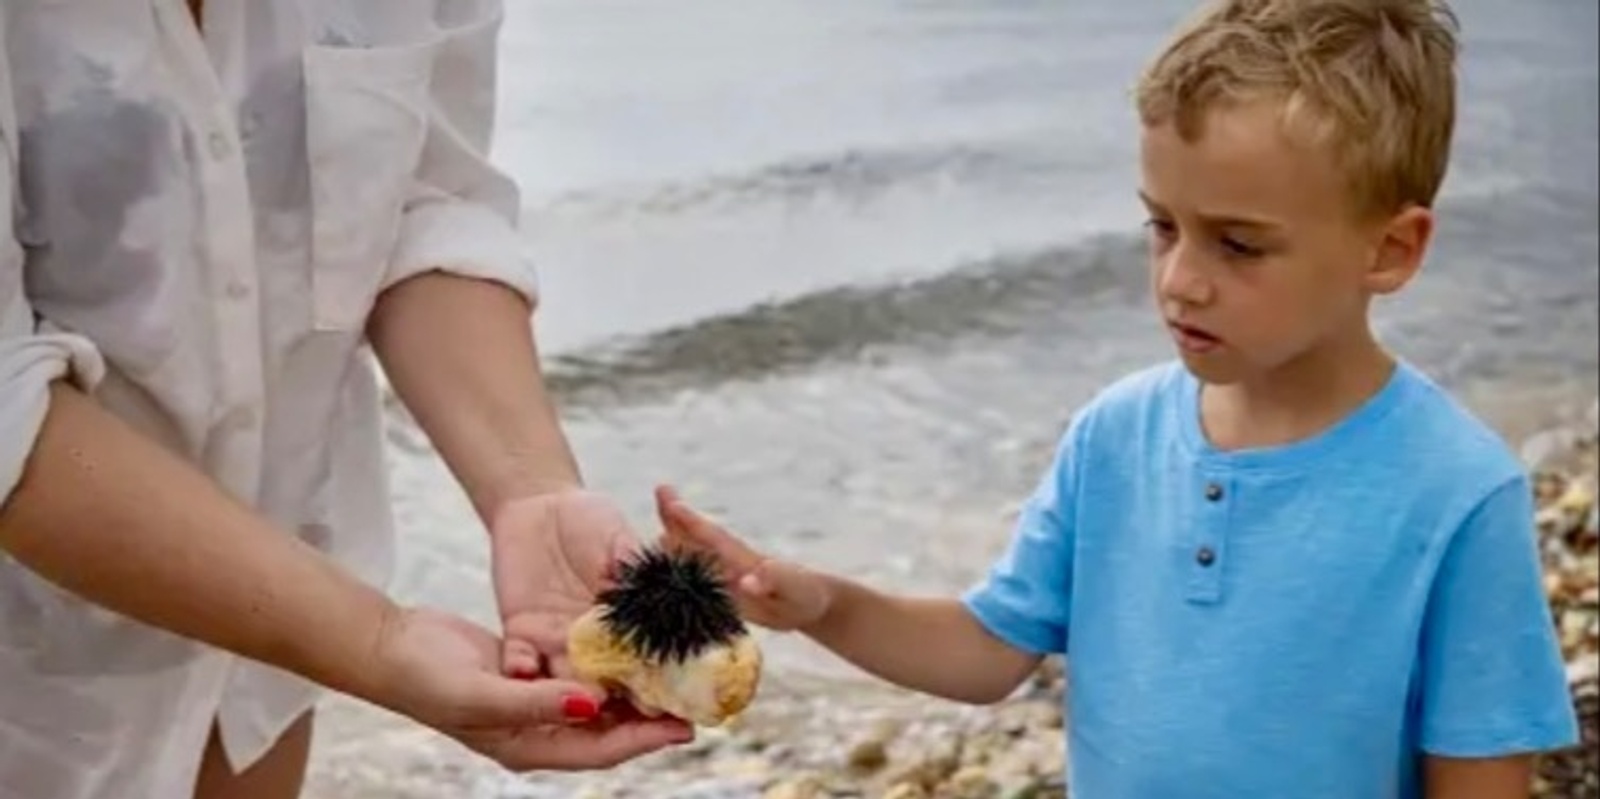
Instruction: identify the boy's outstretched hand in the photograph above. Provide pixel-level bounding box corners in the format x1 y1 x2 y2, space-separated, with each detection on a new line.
654 485 833 633
654 484 1042 705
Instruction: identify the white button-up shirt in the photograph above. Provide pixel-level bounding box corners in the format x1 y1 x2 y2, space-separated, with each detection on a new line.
0 1 534 795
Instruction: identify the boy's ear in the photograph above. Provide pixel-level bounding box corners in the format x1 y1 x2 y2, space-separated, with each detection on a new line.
1364 205 1433 295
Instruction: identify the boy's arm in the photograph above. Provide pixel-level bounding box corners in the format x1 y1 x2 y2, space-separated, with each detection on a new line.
1422 755 1535 799
1415 473 1578 785
658 411 1084 706
804 576 1042 704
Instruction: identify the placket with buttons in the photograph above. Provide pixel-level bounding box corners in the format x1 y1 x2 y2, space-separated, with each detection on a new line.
190 104 265 505
204 118 267 506
1184 475 1230 605
162 0 268 506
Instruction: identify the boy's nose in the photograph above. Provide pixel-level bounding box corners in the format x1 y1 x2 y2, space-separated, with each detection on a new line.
1156 247 1214 307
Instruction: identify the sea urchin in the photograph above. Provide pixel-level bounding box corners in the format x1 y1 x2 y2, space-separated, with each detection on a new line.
567 544 764 726
597 545 747 664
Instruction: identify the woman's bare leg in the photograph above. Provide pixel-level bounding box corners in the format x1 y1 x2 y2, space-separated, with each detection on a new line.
192 711 314 799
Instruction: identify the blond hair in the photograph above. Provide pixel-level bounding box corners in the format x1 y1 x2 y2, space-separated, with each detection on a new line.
1135 0 1461 217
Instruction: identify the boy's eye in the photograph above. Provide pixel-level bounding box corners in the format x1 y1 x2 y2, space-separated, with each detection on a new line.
1220 236 1263 258
1143 218 1177 238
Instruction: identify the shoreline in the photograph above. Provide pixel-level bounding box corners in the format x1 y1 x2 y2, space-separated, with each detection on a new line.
307 387 1599 799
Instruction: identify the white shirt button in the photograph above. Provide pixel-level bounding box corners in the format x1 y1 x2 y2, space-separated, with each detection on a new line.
225 280 251 300
208 130 231 160
238 112 260 142
228 406 257 429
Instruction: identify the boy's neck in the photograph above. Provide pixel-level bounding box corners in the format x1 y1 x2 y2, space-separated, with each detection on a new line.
1199 327 1396 452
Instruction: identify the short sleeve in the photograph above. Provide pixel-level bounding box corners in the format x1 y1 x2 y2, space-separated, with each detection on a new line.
960 421 1081 655
381 5 538 307
0 47 105 505
1416 474 1580 757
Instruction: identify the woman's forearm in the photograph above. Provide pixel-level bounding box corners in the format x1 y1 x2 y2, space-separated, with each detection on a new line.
0 382 397 703
368 272 582 523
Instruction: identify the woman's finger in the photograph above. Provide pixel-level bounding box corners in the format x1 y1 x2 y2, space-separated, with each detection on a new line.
495 718 695 772
500 638 544 680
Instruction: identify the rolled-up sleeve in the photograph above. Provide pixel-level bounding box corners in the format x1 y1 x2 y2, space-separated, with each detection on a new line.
0 63 105 505
381 7 538 307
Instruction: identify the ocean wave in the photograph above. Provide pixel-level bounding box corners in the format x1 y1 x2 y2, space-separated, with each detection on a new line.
543 233 1147 404
528 136 1081 219
539 179 1597 408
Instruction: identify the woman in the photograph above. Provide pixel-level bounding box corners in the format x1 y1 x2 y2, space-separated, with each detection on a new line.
0 1 690 797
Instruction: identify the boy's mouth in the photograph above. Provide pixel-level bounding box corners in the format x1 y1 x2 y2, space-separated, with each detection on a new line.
1168 321 1222 353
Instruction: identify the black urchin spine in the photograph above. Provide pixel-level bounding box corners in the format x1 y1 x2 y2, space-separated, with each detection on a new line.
598 545 748 664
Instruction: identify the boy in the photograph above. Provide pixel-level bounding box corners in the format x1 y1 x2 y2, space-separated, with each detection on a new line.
655 0 1581 796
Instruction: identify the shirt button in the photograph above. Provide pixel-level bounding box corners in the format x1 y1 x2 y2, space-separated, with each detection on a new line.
208 130 231 160
239 112 260 141
1195 546 1216 567
225 281 251 300
225 405 257 430
1204 482 1224 501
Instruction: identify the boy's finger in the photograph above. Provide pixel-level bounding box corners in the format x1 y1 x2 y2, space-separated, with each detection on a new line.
764 558 812 590
739 571 770 597
655 486 720 550
652 485 762 570
746 559 809 598
653 484 690 536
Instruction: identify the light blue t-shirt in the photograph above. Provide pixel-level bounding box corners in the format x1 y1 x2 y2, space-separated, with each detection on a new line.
962 360 1579 798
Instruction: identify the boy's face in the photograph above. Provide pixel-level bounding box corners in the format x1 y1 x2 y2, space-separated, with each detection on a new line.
1136 100 1432 386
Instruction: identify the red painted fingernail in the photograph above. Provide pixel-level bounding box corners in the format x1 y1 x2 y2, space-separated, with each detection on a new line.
563 694 600 720
510 665 538 680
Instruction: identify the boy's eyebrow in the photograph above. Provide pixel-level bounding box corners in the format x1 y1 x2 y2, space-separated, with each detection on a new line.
1136 191 1281 230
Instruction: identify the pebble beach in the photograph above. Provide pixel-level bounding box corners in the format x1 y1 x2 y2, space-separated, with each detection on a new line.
304 1 1597 796
306 400 1600 799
